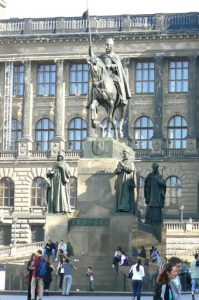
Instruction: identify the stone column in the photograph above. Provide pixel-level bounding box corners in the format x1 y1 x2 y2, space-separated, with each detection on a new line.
51 60 66 157
152 56 164 156
185 55 198 156
18 60 33 157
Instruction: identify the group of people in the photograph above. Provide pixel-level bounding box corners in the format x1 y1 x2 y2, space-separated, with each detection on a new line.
25 238 95 299
43 239 74 262
26 249 54 300
128 256 182 300
112 246 129 273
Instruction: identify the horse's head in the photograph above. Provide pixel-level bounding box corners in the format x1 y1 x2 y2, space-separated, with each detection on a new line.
88 56 106 87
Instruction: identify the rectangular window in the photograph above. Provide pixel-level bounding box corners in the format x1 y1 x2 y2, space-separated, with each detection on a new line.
169 61 188 93
37 64 56 96
13 64 24 96
69 63 88 96
135 62 155 94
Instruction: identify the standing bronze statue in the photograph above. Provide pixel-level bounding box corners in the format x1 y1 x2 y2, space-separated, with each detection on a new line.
87 38 131 139
115 149 136 213
46 153 71 213
144 162 166 224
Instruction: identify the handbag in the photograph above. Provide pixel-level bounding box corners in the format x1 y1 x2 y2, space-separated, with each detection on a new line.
127 270 133 279
24 273 30 285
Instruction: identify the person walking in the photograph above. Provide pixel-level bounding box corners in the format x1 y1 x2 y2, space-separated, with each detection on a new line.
31 249 46 300
129 258 145 300
190 253 199 299
154 263 178 300
62 258 77 296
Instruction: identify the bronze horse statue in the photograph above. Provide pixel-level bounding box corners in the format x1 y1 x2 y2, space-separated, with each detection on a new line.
88 54 126 139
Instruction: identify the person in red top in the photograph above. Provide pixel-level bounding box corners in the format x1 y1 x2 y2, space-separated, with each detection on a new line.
31 249 45 300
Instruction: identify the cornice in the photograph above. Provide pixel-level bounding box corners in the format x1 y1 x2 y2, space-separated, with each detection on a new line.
0 31 198 45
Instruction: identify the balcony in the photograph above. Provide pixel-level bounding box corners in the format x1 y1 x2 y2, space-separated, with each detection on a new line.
0 12 197 36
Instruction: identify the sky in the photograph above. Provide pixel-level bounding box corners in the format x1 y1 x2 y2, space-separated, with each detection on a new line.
3 0 199 19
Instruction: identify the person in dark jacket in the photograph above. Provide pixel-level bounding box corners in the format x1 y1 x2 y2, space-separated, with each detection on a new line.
43 262 54 295
26 253 37 300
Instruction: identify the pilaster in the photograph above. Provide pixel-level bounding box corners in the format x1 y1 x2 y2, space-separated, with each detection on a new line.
185 55 198 156
51 59 66 157
19 60 33 157
152 56 164 156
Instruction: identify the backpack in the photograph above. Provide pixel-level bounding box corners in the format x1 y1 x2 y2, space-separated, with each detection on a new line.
123 256 129 266
37 258 47 278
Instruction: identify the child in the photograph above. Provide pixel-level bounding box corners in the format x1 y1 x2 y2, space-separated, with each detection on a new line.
86 266 94 291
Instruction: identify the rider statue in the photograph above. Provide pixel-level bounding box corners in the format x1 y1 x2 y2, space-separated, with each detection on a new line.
99 38 131 106
87 38 131 139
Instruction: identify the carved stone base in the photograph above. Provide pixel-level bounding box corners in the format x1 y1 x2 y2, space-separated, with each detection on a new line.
83 137 135 159
50 137 65 158
18 137 32 158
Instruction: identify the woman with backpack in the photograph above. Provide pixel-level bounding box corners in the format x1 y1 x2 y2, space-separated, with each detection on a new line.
129 258 145 300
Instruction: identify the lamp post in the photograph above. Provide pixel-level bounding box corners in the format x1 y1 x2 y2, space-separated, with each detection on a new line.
180 205 184 223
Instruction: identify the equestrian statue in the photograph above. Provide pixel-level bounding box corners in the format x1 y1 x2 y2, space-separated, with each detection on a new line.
87 38 131 139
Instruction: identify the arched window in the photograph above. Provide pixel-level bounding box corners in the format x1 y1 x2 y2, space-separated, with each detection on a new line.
137 176 145 207
0 177 14 207
165 176 182 206
134 116 153 149
68 117 88 150
101 118 119 138
167 116 187 149
70 177 77 208
31 177 47 207
11 119 22 150
35 118 55 151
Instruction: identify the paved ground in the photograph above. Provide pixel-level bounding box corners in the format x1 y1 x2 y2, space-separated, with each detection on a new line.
0 294 194 300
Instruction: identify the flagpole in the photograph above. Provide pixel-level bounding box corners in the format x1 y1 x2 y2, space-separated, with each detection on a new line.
86 0 92 47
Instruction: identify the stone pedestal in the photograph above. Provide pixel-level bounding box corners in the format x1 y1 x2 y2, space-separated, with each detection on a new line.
109 214 137 253
45 214 69 241
83 137 135 159
77 158 117 217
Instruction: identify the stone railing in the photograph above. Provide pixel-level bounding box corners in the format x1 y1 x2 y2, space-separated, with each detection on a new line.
164 148 185 157
163 220 199 232
0 150 18 158
0 149 82 159
0 241 45 261
0 13 197 36
134 148 152 157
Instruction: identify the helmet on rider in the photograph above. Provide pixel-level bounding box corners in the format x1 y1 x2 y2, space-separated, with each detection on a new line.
106 38 114 46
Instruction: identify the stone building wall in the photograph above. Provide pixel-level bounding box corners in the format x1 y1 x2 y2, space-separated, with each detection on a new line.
0 13 197 245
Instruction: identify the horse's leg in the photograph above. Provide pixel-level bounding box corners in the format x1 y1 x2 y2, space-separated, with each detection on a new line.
118 105 126 139
90 99 100 128
106 100 114 138
112 117 118 140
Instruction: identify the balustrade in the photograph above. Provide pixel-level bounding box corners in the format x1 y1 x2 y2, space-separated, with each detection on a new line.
0 13 197 35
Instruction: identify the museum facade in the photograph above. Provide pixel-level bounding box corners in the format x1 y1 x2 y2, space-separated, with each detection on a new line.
0 12 198 245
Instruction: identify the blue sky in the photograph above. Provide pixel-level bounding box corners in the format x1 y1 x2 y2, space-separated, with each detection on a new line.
4 0 199 19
